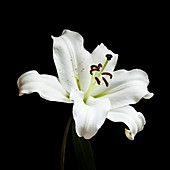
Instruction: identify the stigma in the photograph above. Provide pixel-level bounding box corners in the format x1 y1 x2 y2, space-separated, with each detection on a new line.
106 54 113 60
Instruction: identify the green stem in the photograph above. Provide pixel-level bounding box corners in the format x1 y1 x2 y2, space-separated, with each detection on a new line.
60 115 73 170
72 121 96 170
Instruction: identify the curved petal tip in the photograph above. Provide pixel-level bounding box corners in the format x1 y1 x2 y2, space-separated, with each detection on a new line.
125 128 134 140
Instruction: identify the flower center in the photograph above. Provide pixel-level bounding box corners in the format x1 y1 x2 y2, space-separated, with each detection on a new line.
83 54 113 103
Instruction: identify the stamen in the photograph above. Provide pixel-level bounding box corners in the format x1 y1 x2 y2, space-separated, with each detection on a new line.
102 77 109 87
85 57 112 103
102 72 113 79
95 77 100 85
90 68 99 75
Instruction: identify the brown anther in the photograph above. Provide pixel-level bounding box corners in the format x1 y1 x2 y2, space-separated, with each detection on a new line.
91 65 99 70
95 77 100 85
102 77 109 87
90 68 100 75
98 63 102 68
102 72 113 79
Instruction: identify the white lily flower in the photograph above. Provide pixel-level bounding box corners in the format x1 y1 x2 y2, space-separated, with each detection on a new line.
17 30 153 140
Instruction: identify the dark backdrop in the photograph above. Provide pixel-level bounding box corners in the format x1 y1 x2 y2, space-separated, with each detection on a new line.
6 1 166 170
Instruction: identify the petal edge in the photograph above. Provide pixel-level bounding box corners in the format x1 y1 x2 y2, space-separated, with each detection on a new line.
17 70 72 103
107 106 146 140
70 89 110 139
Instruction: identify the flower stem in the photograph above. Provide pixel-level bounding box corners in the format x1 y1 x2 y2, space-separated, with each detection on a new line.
60 115 73 170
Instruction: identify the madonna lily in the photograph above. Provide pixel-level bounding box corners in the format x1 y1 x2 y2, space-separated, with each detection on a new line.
17 29 153 140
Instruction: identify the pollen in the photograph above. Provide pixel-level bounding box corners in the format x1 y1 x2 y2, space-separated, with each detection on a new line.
91 65 99 70
90 68 100 75
102 72 113 79
102 77 109 87
95 77 101 85
98 63 102 68
89 59 113 87
85 57 113 102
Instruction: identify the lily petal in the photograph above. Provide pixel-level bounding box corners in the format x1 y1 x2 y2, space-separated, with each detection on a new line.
92 69 153 108
107 106 146 140
52 30 91 93
70 89 110 139
91 43 118 72
17 70 72 103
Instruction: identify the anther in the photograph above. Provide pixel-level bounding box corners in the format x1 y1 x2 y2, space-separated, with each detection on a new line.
98 63 102 68
90 68 100 75
102 72 113 79
91 65 99 70
102 77 109 87
106 54 113 60
95 77 101 85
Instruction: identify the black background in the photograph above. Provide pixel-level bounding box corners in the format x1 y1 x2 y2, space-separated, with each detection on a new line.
5 1 167 170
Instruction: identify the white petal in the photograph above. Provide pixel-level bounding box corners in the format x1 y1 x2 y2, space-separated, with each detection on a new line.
107 106 146 140
17 70 72 103
52 30 91 93
70 89 110 139
92 69 153 109
91 43 118 72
